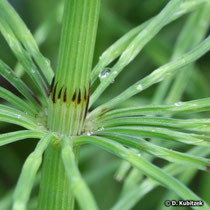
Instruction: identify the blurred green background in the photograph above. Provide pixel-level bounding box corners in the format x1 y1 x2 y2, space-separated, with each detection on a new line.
0 0 210 209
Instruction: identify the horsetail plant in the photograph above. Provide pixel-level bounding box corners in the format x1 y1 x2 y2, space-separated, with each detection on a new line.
0 0 210 210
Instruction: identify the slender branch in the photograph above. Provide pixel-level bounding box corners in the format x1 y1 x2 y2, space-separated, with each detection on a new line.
0 105 38 130
0 87 37 115
0 0 54 84
74 135 210 210
111 146 210 210
13 133 54 210
95 98 210 122
91 36 210 117
153 4 210 104
91 0 208 84
61 136 99 210
0 14 48 105
99 117 210 132
0 60 42 110
96 132 210 170
0 130 45 147
90 0 182 107
95 126 210 146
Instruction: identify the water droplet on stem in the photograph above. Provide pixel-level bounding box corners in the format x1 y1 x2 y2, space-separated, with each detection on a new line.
97 127 104 132
137 84 143 91
174 102 184 106
99 68 112 82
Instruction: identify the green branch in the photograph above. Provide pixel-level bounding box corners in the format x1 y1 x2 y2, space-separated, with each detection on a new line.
0 105 38 130
96 126 210 146
97 132 210 170
74 136 210 210
0 130 45 147
0 0 54 84
111 146 210 210
0 60 42 110
13 133 54 210
91 36 210 116
97 98 210 121
91 0 208 84
0 87 37 115
61 136 99 210
90 0 182 107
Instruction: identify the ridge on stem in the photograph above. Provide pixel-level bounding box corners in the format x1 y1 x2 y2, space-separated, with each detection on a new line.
47 0 100 137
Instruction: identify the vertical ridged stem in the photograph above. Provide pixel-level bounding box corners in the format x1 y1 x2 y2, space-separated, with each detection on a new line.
48 0 100 136
39 1 100 209
38 143 74 210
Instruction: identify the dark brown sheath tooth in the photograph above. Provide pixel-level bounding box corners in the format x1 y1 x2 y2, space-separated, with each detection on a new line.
58 86 63 99
49 76 55 94
64 88 67 102
78 89 81 104
84 95 89 119
207 166 210 172
52 82 58 103
27 88 42 106
84 83 91 119
88 82 91 98
84 88 87 100
44 83 50 96
72 89 77 102
101 107 108 113
31 92 42 106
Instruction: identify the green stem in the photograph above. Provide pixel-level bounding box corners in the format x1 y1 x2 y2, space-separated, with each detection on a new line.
38 142 74 210
39 1 100 209
48 0 100 136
